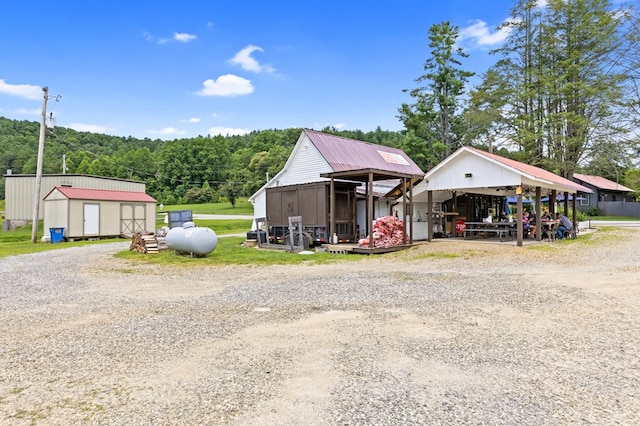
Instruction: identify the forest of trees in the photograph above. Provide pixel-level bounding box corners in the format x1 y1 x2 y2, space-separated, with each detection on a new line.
2 0 639 204
0 117 406 204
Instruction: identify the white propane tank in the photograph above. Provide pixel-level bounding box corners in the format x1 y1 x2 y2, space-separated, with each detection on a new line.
166 221 218 256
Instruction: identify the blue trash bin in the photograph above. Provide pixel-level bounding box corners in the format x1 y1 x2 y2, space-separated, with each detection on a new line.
50 227 65 243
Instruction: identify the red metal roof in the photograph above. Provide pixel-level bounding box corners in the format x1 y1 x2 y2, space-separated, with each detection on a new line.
573 173 633 192
49 186 156 202
466 146 592 193
304 129 424 175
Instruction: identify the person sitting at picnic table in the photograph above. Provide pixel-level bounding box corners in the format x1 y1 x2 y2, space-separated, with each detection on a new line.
556 212 574 239
541 209 551 221
499 211 508 222
522 211 532 237
528 210 537 238
483 209 493 223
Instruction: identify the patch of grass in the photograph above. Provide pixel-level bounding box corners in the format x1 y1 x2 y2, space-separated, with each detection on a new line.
585 216 638 221
155 218 252 235
409 251 461 260
115 236 360 266
0 237 123 258
10 386 27 395
160 198 253 215
0 221 123 259
575 226 621 246
0 218 251 259
528 243 559 252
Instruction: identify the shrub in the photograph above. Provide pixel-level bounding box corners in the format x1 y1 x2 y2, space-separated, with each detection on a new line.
581 207 600 217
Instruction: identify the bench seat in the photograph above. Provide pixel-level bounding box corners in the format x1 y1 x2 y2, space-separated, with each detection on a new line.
464 227 513 242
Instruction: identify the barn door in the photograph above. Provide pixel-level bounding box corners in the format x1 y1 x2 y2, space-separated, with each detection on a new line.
120 204 146 237
84 203 100 235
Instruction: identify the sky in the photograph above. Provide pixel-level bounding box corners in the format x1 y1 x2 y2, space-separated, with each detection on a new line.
0 0 518 140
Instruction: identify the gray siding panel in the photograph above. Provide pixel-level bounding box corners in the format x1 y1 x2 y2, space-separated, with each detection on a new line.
5 175 146 220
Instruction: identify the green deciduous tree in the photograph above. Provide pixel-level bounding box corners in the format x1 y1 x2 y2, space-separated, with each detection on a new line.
156 135 230 199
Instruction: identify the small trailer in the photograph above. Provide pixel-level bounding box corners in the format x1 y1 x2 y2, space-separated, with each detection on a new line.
265 181 358 247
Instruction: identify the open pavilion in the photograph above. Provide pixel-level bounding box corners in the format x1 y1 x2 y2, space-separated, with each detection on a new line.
413 146 592 246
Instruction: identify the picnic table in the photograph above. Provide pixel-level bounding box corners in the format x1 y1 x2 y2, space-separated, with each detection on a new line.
540 220 559 241
463 221 516 242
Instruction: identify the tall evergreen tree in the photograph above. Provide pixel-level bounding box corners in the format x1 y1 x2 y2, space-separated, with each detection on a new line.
470 0 630 178
398 21 474 171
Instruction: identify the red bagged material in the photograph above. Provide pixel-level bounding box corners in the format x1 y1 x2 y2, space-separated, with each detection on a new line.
358 216 409 248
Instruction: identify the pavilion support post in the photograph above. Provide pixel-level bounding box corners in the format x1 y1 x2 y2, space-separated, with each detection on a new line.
550 190 557 216
329 178 336 243
427 190 433 242
402 177 407 245
535 186 542 240
517 194 523 246
368 172 374 250
409 179 414 244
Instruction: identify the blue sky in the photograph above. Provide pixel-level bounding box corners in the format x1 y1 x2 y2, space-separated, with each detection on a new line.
1 0 517 140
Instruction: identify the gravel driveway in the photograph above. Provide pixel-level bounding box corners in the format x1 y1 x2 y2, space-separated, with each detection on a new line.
1 227 639 425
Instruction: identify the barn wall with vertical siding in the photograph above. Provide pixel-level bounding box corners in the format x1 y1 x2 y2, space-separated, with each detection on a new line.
4 174 146 221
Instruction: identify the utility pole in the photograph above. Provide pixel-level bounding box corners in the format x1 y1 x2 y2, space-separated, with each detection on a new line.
31 86 49 243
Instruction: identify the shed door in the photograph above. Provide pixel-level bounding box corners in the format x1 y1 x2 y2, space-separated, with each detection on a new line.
84 203 100 235
121 204 146 237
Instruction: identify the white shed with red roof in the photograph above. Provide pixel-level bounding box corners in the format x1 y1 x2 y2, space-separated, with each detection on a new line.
43 186 157 240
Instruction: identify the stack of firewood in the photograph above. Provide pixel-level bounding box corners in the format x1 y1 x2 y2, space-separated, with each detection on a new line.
358 215 409 248
130 231 160 254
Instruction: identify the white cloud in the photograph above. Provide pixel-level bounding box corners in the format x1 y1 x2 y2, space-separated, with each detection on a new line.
459 19 511 47
174 32 197 42
208 126 251 136
229 44 276 73
334 123 346 130
180 117 201 123
197 74 254 97
0 79 41 100
144 31 196 44
147 127 187 136
68 123 115 133
143 32 168 44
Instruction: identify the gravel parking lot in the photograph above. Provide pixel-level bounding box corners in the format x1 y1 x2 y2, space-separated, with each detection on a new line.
1 227 639 425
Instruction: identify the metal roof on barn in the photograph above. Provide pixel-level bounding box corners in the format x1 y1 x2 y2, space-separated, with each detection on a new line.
305 129 424 176
573 173 633 192
46 186 157 202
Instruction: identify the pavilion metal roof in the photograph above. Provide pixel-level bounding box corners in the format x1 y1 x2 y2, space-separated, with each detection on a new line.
424 146 592 195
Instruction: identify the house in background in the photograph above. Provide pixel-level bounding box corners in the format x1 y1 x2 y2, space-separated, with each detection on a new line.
43 186 156 240
573 173 638 216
